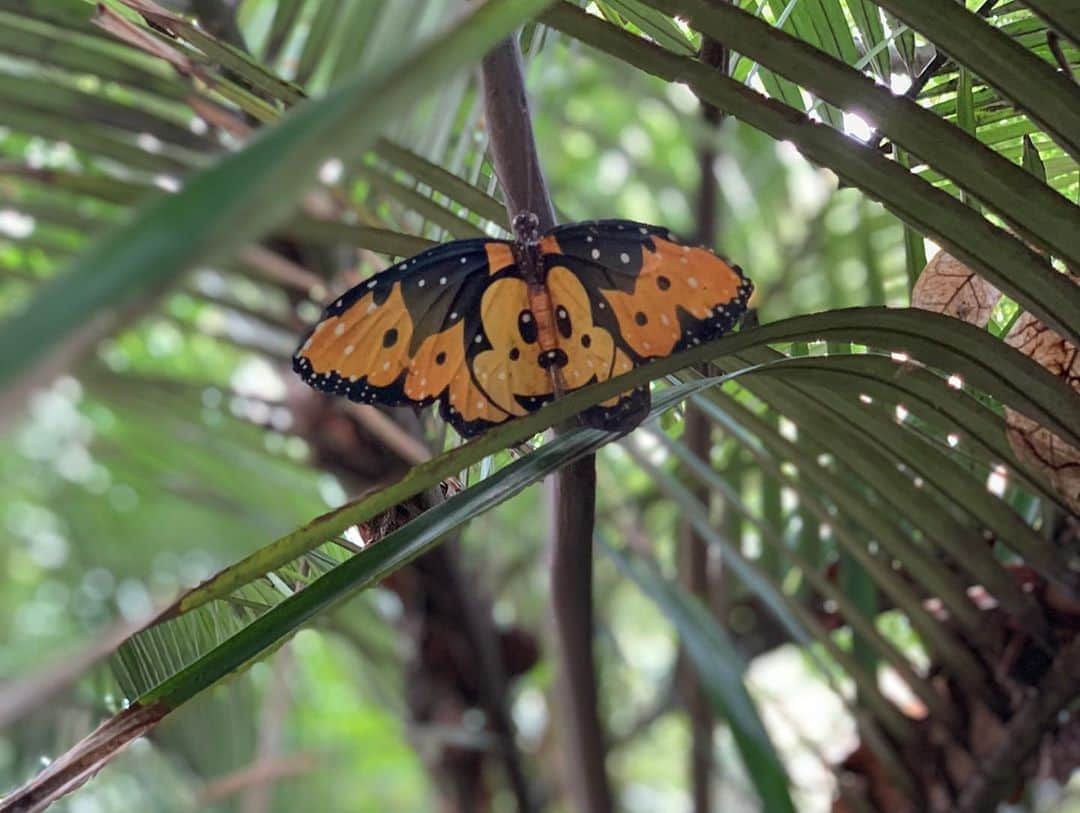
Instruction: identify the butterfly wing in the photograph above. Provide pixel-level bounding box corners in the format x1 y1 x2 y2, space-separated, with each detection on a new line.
539 219 753 429
293 239 557 438
295 220 751 438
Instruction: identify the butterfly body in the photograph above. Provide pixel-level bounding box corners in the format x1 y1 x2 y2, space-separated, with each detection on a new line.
294 218 752 438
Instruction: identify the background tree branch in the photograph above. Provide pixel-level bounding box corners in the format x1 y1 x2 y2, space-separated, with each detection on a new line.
479 27 615 813
678 32 727 813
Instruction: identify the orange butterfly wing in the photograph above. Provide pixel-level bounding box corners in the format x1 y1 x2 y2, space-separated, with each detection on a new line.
538 220 753 429
295 220 752 438
293 240 556 438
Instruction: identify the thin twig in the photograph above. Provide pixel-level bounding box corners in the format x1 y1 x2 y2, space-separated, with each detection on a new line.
479 26 613 813
349 404 432 466
197 753 318 807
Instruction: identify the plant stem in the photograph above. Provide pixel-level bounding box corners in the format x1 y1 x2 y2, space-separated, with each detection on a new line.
679 32 726 813
479 29 614 813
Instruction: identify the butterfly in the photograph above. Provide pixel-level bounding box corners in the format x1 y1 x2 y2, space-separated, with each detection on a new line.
293 214 753 438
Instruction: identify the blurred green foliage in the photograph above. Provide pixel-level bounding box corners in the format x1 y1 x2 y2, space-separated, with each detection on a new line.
1 0 1076 811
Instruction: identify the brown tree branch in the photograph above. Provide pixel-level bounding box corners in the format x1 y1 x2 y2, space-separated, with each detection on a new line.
421 491 538 813
678 33 727 813
956 634 1080 813
479 29 614 813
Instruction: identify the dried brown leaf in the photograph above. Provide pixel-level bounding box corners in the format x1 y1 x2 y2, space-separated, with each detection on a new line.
115 0 177 18
1004 283 1080 513
912 251 1001 327
91 4 192 74
0 702 168 812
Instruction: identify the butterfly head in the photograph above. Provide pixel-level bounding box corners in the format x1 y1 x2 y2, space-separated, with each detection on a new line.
512 211 541 246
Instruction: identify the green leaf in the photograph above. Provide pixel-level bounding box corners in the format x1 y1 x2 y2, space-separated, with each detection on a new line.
0 0 558 392
848 0 891 80
1022 0 1080 46
374 138 510 227
956 62 978 209
713 360 1055 634
294 0 342 86
262 0 304 64
873 0 1080 164
600 0 697 54
603 541 797 813
162 306 1080 619
285 216 438 258
360 164 488 238
1 378 728 809
622 435 919 745
643 0 1080 283
121 1 305 106
956 64 977 137
544 2 1080 344
757 352 1067 509
656 408 996 708
1022 134 1048 183
809 0 861 66
0 7 187 101
650 424 960 724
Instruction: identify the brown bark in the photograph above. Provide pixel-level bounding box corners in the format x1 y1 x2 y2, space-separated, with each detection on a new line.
479 29 614 813
678 32 727 813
